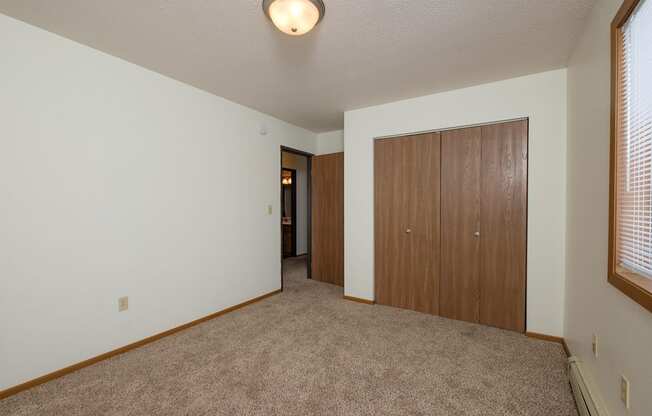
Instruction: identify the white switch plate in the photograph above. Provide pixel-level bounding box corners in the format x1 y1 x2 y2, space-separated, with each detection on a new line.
592 334 598 358
620 375 630 409
268 205 273 215
118 296 129 312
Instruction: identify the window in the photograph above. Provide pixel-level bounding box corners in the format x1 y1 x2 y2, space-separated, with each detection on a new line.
609 0 652 313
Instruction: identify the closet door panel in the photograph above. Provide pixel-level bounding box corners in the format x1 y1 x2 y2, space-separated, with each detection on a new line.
440 127 482 323
375 138 411 308
375 133 440 314
407 133 441 315
480 120 528 332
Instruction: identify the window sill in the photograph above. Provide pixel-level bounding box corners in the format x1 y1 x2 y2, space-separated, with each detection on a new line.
609 267 652 313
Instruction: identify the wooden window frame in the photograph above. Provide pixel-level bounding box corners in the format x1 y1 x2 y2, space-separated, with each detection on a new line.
608 0 652 313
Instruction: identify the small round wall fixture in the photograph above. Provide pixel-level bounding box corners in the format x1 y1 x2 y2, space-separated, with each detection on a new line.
263 0 325 36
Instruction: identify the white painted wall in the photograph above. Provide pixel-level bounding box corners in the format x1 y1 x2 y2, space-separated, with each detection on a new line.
344 69 568 336
316 130 344 155
0 14 316 391
281 152 308 255
565 0 652 414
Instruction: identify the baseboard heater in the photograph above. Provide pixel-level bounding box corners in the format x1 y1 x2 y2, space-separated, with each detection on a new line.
568 357 609 416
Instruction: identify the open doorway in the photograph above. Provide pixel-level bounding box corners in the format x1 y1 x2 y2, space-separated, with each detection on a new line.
281 147 313 290
281 168 297 258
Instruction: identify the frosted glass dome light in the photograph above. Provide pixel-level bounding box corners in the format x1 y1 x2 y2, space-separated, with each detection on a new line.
263 0 325 36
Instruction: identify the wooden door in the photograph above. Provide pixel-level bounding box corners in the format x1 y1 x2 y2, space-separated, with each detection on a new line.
311 152 344 286
479 120 528 332
375 138 411 308
375 133 441 315
440 127 482 324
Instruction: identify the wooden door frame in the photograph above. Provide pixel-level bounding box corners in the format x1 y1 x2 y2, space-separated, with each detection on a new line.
372 117 529 332
281 168 298 258
280 146 314 291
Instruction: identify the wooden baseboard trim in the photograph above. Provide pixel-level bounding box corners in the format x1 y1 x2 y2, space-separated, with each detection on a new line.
0 289 282 401
562 338 571 358
526 331 571 357
343 295 375 305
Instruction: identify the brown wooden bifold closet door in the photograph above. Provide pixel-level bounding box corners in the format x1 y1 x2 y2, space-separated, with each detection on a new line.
440 127 482 324
479 121 528 332
311 152 344 286
374 120 527 333
375 133 441 315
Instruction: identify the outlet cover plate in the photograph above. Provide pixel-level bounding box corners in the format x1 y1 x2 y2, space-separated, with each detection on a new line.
592 334 598 358
118 296 129 312
620 375 630 409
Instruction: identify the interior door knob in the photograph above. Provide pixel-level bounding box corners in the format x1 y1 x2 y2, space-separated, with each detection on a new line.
474 231 480 237
406 229 412 234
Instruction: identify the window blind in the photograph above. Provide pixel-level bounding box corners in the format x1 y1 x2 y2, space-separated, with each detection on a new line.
616 0 652 278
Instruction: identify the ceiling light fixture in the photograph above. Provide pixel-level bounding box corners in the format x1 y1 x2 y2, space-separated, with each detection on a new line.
263 0 325 36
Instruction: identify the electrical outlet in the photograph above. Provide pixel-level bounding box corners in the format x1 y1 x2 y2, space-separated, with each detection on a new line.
592 334 598 358
118 296 129 312
620 375 630 409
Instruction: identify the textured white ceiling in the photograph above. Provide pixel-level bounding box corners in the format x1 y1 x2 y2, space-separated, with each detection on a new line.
0 0 595 132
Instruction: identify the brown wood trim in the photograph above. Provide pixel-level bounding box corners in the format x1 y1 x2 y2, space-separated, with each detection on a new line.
343 295 375 305
526 331 563 343
608 0 652 314
613 0 640 28
608 271 652 313
526 332 570 357
0 289 282 401
562 339 571 358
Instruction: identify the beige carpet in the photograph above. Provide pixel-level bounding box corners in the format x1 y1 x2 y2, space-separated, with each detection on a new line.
1 257 577 415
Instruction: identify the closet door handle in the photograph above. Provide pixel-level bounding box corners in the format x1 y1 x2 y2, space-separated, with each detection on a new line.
474 231 480 237
406 229 412 234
